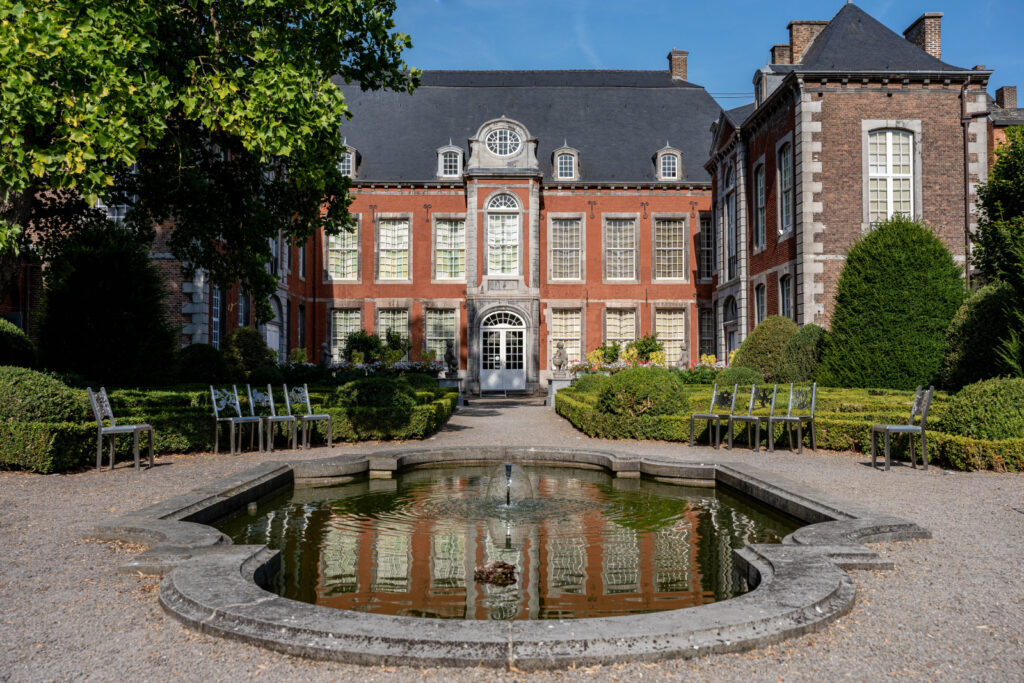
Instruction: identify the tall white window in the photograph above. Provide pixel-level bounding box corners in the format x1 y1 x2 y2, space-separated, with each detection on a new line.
654 218 686 279
551 309 582 367
210 286 221 349
331 308 361 361
378 219 410 280
434 219 465 280
698 213 714 281
753 165 766 248
425 309 456 360
557 154 575 180
723 297 739 353
604 219 636 280
280 236 290 273
699 309 716 358
780 275 793 320
377 308 410 359
656 309 687 365
754 284 766 324
868 129 913 224
551 218 582 280
778 144 794 234
238 292 250 327
605 309 636 346
328 228 359 280
338 151 353 177
660 154 679 180
440 150 461 177
297 241 305 277
486 195 519 276
726 192 737 280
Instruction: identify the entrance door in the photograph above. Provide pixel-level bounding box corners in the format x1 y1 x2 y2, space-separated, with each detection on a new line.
479 311 526 392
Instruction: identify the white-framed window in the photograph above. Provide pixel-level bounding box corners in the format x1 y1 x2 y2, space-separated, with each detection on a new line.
425 309 457 361
238 292 250 327
437 146 463 178
753 164 766 249
486 194 519 276
485 129 521 156
722 296 739 354
434 218 465 280
754 284 766 324
378 308 410 359
604 218 636 280
557 153 575 180
698 212 714 281
550 309 582 367
327 228 359 280
654 218 687 279
605 309 636 346
281 236 290 273
377 218 410 280
780 275 793 320
338 150 354 177
331 309 361 361
551 218 582 280
269 234 280 276
656 309 687 365
778 143 794 234
297 240 305 277
698 309 716 358
210 286 221 349
726 187 737 281
661 154 678 179
868 129 913 224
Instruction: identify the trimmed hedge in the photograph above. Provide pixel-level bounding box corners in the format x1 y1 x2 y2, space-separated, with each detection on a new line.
0 366 86 423
0 421 93 474
731 315 798 382
940 378 1024 441
176 344 229 384
779 324 826 382
0 318 35 367
597 368 684 418
718 366 763 386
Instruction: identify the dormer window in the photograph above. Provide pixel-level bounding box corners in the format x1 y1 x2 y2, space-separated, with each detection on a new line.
552 146 580 181
338 147 356 178
656 147 683 181
485 128 521 156
436 145 463 179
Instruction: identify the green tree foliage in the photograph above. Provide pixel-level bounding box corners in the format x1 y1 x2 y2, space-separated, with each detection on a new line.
817 217 965 389
779 324 826 383
1 1 418 320
624 333 662 362
941 282 1015 390
222 327 275 380
38 224 176 386
0 318 35 367
717 366 764 387
941 378 1024 441
0 365 84 422
731 315 798 382
343 330 385 363
175 343 228 384
974 127 1024 294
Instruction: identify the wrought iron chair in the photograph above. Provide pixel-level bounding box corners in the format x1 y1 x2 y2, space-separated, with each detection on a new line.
87 387 154 471
284 383 333 449
210 385 263 455
727 384 777 451
247 384 297 451
767 383 817 453
689 383 738 449
871 386 934 471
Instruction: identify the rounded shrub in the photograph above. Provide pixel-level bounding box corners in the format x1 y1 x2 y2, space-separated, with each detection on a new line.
779 324 827 382
731 315 798 382
817 217 966 390
597 368 683 418
0 366 85 423
248 364 284 385
717 365 764 387
175 344 228 384
572 373 612 395
941 282 1015 390
223 327 276 380
337 376 418 432
0 319 35 368
941 378 1024 440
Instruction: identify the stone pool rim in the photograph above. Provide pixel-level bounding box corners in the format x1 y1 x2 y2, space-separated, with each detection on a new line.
88 446 930 670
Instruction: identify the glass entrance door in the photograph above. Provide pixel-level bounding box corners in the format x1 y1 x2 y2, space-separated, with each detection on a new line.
479 311 527 392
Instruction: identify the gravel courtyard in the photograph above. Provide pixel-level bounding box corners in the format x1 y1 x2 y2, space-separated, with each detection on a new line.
1 398 1022 682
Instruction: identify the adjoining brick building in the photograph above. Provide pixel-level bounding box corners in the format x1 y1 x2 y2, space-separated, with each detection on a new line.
704 4 991 358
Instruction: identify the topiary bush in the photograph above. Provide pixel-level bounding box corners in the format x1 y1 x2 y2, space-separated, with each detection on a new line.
0 366 86 423
817 217 966 390
940 378 1024 441
175 343 229 384
0 318 35 368
731 315 798 382
779 324 826 382
572 373 613 395
941 282 1015 390
596 367 683 418
717 365 764 387
402 373 441 392
624 333 663 362
222 327 275 380
343 330 385 363
336 376 418 433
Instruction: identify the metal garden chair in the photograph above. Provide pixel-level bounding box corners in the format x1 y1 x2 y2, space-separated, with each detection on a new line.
689 383 737 449
767 383 817 453
284 383 333 449
727 384 777 451
210 385 263 455
871 386 934 471
87 387 154 471
247 384 297 451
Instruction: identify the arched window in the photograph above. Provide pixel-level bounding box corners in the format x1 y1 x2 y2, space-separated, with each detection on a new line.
661 154 678 179
557 153 575 179
723 296 738 323
338 150 355 177
724 165 738 280
778 143 793 234
487 194 520 276
868 129 913 224
437 147 463 178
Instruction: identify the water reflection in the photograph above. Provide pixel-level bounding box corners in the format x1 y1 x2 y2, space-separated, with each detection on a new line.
218 466 800 620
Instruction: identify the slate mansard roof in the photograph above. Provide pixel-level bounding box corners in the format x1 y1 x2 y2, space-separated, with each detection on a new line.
333 70 721 184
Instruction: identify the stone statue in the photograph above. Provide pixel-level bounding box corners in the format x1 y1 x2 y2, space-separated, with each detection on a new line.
319 342 332 368
552 341 569 375
444 339 458 377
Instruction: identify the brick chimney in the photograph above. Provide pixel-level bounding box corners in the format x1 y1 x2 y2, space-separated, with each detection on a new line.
667 49 688 81
770 44 792 65
787 21 828 63
903 12 943 59
996 86 1018 109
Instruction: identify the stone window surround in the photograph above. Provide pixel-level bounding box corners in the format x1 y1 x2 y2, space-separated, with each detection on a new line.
602 212 642 284
421 299 463 369
480 190 525 282
751 276 767 325
775 133 795 241
552 146 581 181
860 120 923 232
751 153 767 254
323 214 361 284
544 302 585 369
697 211 715 283
328 302 365 361
374 212 414 284
546 212 586 284
656 147 683 181
436 144 464 179
430 212 468 284
602 303 640 346
779 271 794 320
651 302 691 366
650 212 690 283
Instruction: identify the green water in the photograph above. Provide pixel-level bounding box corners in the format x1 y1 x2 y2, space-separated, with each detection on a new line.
217 465 801 620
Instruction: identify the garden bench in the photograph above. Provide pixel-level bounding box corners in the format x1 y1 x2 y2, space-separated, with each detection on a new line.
87 387 154 471
247 384 297 451
210 385 263 455
284 383 333 449
689 383 737 449
727 384 777 451
767 383 817 453
871 385 933 471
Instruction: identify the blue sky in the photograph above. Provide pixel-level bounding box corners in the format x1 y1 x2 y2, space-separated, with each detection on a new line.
392 0 1024 107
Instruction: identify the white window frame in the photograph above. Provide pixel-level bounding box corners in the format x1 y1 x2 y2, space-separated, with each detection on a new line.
485 194 520 277
753 163 766 250
297 240 306 279
549 215 583 281
603 215 639 282
780 275 793 320
604 308 637 347
866 127 916 225
377 308 410 360
436 145 463 179
754 283 766 325
331 308 362 362
656 148 682 181
552 147 580 181
550 309 582 368
698 212 714 281
698 308 716 358
777 140 794 235
655 308 688 366
652 214 688 281
338 147 356 178
432 215 466 282
327 221 360 282
376 215 412 282
210 285 221 349
425 308 457 361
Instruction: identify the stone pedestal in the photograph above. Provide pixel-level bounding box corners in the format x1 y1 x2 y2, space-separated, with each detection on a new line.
547 376 573 407
438 377 465 406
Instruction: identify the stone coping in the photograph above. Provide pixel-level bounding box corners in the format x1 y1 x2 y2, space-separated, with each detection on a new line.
89 447 929 670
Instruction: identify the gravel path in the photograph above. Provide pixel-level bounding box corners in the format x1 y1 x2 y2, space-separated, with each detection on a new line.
1 398 1022 681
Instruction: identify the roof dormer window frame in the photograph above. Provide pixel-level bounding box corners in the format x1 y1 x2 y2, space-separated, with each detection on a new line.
436 144 464 179
338 145 358 178
656 146 683 181
552 146 580 181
